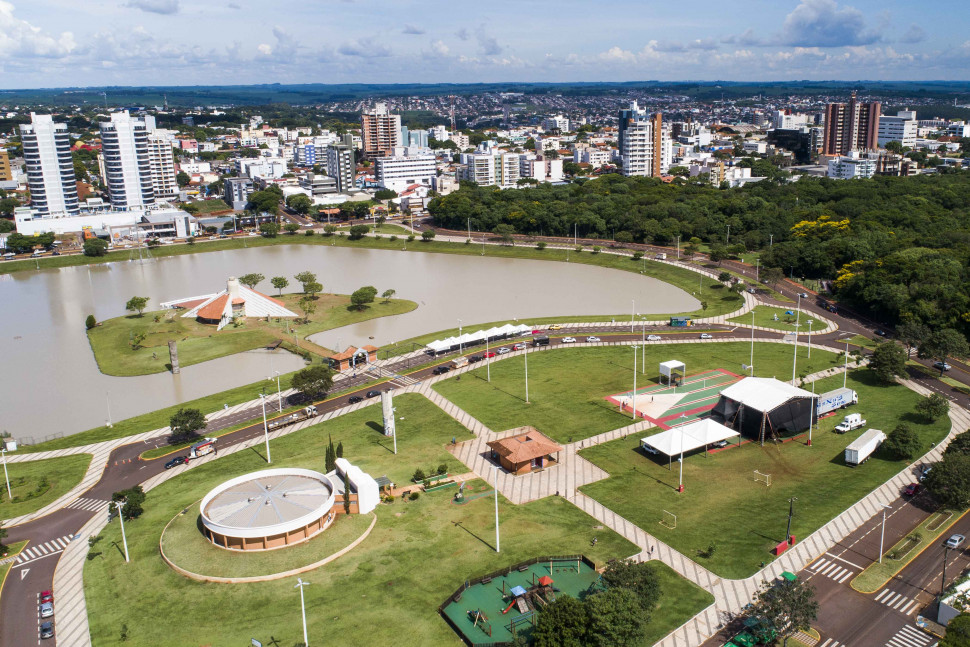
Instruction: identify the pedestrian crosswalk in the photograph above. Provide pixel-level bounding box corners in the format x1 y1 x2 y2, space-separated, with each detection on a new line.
875 588 921 616
818 638 846 647
14 535 75 565
808 556 857 584
885 624 936 647
65 497 110 512
389 374 419 388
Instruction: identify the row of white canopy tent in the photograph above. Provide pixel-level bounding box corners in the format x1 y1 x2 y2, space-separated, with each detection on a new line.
641 418 740 492
426 324 533 354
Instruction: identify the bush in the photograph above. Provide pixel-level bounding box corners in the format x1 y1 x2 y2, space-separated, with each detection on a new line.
409 491 420 501
421 229 436 241
575 245 583 252
85 314 97 330
390 235 398 242
536 241 547 250
882 424 921 460
83 238 108 257
592 246 602 254
304 229 314 236
412 468 426 483
348 224 369 240
436 463 448 475
632 251 644 261
407 234 416 242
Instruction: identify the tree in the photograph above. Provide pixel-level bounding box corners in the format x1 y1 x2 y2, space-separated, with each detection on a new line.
881 424 921 460
343 471 351 514
532 595 588 647
125 296 149 316
247 189 280 215
351 285 378 310
304 281 323 299
336 441 343 458
868 341 908 383
708 244 727 265
348 224 369 240
897 320 929 358
919 329 969 375
381 289 396 303
925 453 970 509
238 273 264 289
946 431 970 457
601 560 661 609
85 315 97 330
294 271 317 293
584 589 646 647
700 300 709 312
421 229 436 242
374 189 398 200
83 238 108 257
884 140 904 154
284 223 301 235
176 171 191 187
169 408 207 443
717 271 732 284
325 434 337 472
291 365 334 400
762 267 785 285
941 613 970 647
493 223 516 246
916 392 950 422
111 485 146 521
749 578 818 647
286 193 312 215
0 197 19 216
271 276 289 296
298 296 316 322
323 224 337 236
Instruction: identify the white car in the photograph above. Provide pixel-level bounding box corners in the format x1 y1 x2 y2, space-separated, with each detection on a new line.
561 337 577 344
586 336 601 343
647 335 662 341
700 333 713 339
512 342 527 351
496 347 511 354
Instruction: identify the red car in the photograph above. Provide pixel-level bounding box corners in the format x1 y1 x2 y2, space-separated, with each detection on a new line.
40 590 53 604
481 352 496 359
904 483 921 496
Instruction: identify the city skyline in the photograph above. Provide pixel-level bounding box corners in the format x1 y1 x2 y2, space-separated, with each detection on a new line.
1 0 968 89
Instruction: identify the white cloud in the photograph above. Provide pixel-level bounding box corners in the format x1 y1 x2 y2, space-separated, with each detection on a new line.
0 2 76 58
900 24 926 44
428 39 449 57
402 24 424 35
780 0 879 47
125 0 180 15
455 28 470 41
338 37 390 58
257 43 272 55
477 31 502 56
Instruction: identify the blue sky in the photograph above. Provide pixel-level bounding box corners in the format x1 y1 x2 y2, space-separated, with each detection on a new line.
1 0 967 88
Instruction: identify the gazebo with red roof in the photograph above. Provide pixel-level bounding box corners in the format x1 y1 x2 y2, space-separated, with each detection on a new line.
486 428 563 475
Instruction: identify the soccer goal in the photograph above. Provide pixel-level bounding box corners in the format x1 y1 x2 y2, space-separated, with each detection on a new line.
753 470 772 487
660 510 677 529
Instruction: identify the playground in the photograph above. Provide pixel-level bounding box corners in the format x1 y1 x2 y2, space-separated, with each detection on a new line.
440 557 600 645
606 368 743 429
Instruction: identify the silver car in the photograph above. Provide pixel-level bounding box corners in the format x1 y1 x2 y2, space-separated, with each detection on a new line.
40 602 53 618
946 534 965 549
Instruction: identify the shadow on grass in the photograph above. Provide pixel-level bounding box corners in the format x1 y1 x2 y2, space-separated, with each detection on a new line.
249 445 268 462
452 520 496 552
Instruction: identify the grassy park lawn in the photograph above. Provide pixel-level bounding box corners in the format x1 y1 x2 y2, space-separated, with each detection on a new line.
87 293 416 376
0 454 91 520
433 343 843 444
0 540 27 593
643 561 714 645
578 370 951 579
184 199 231 214
83 401 646 646
728 305 825 332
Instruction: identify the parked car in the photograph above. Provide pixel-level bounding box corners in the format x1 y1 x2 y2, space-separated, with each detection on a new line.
798 292 809 298
647 335 662 341
946 534 966 549
40 602 53 618
934 361 952 372
699 333 713 339
710 440 729 449
548 324 563 330
531 329 542 335
432 366 450 375
365 390 381 398
586 336 601 343
348 395 363 404
641 444 660 455
561 337 577 343
40 591 53 604
40 621 54 639
481 352 496 359
469 355 483 363
903 483 921 496
920 467 932 482
512 342 527 351
496 347 511 354
164 456 187 470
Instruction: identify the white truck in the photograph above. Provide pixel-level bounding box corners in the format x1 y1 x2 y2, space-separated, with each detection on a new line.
817 388 858 416
655 253 667 260
845 429 886 466
835 412 867 434
266 405 318 431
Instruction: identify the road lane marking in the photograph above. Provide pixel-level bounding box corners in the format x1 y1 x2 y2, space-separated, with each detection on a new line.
825 552 864 570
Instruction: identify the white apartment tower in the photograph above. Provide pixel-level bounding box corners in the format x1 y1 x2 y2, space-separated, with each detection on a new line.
19 113 80 216
99 111 155 210
877 110 918 149
618 102 667 177
326 144 356 194
148 133 179 201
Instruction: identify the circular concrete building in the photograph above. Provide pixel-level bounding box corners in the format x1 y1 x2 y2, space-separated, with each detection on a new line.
200 468 337 551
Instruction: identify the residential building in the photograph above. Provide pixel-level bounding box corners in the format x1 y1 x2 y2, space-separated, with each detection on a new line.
877 110 918 148
326 144 355 194
298 173 337 197
293 143 318 167
450 132 470 149
822 92 880 155
575 147 611 167
519 155 564 183
224 177 254 210
430 125 449 141
771 110 811 130
542 114 570 132
20 113 80 216
947 121 970 138
459 152 520 188
874 153 918 176
827 151 877 179
360 102 402 159
689 161 724 186
374 148 436 192
148 134 179 201
618 102 665 177
400 126 430 149
742 140 767 155
236 157 286 180
0 150 11 182
431 175 459 195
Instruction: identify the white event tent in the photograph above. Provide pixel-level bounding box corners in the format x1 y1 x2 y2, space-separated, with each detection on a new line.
659 360 686 386
640 418 739 457
426 324 533 354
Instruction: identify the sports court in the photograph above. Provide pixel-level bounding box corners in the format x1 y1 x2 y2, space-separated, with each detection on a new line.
440 557 599 645
606 368 744 429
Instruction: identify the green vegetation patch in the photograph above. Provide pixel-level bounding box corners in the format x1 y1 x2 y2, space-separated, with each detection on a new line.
728 306 826 333
578 370 951 579
0 454 91 520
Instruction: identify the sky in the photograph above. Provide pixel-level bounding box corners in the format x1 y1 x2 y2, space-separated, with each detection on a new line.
0 0 968 89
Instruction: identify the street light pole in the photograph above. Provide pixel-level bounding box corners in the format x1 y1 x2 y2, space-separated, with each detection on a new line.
791 294 801 384
676 235 680 259
486 335 491 382
879 504 891 563
785 497 797 543
524 346 529 404
943 545 952 597
750 310 755 376
260 394 272 464
844 340 849 389
631 300 635 334
115 500 130 563
641 317 646 373
632 345 638 420
274 370 282 412
807 320 813 358
0 449 11 501
808 379 815 446
458 319 463 353
493 464 501 553
294 578 310 646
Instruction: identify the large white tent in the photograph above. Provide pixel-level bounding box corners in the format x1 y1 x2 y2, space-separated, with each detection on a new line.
640 418 739 457
711 377 817 444
659 360 686 386
426 324 532 354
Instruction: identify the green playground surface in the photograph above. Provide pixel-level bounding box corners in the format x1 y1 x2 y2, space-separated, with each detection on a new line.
441 557 598 645
608 369 743 428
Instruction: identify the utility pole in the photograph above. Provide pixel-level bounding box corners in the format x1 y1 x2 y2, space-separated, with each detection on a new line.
493 464 501 553
791 294 801 385
0 448 11 501
879 504 890 563
631 300 635 334
260 394 272 463
273 371 282 412
786 497 797 543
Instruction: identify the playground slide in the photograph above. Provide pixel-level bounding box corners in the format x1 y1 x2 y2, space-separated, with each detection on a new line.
502 600 517 615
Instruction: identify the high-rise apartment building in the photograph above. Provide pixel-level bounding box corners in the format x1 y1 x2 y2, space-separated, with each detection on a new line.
618 102 664 177
360 103 402 159
822 92 880 156
20 113 80 216
0 150 11 182
148 135 179 200
99 111 155 210
326 144 356 194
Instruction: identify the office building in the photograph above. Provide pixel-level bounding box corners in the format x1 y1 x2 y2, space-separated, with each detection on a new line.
298 173 338 197
224 177 254 210
947 121 970 138
374 148 436 193
827 151 877 179
822 92 880 156
877 110 918 148
99 111 156 210
0 150 11 182
772 110 811 130
767 128 817 164
326 144 355 194
400 126 430 149
19 113 80 216
618 102 665 177
360 102 402 159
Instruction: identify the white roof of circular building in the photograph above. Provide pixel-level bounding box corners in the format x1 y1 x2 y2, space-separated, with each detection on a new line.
200 468 336 539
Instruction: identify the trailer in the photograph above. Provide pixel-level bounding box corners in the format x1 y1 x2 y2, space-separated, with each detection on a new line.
845 429 886 466
266 405 318 432
817 388 858 416
451 356 469 369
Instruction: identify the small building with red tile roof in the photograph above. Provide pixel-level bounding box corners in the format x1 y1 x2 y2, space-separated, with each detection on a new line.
328 345 379 371
161 276 298 330
486 428 563 475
